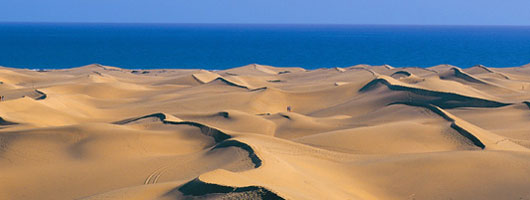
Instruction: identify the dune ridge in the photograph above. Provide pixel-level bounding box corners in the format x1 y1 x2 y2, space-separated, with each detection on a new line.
115 112 232 143
443 67 490 84
2 63 530 200
192 71 267 91
0 116 17 126
395 102 529 151
360 75 511 108
465 64 512 80
177 177 284 199
523 101 530 109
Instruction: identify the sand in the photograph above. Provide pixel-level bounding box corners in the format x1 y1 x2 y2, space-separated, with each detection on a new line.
1 63 530 199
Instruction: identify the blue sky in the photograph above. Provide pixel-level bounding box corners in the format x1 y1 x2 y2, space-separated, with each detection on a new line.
1 0 529 25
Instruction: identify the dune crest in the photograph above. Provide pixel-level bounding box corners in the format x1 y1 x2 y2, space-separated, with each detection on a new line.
360 75 511 108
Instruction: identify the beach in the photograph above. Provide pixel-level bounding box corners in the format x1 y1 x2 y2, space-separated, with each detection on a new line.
1 63 530 199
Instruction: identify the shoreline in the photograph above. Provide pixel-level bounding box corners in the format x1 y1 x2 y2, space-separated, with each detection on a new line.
1 62 529 72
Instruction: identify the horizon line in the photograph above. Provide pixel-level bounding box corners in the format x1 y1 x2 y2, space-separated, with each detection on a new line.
2 21 530 28
2 62 529 71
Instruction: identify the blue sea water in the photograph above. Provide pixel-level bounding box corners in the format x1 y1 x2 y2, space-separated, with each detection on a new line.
0 23 529 70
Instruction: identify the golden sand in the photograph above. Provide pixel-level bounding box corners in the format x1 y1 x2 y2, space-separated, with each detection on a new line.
1 63 530 199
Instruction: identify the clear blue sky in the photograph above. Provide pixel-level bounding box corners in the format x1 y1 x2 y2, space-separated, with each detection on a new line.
1 0 529 25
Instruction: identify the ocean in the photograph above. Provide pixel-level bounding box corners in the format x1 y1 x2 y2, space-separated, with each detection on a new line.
1 23 529 70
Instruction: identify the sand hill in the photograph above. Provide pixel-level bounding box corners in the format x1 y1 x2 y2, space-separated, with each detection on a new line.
1 63 530 199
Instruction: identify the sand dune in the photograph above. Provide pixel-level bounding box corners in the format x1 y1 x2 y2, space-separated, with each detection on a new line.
2 63 530 199
359 75 510 108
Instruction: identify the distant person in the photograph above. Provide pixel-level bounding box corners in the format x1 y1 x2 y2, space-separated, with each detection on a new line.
287 106 292 112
